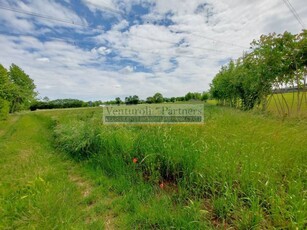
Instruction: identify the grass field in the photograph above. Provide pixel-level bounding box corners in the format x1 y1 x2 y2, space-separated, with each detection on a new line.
209 92 307 118
266 92 307 118
0 105 306 229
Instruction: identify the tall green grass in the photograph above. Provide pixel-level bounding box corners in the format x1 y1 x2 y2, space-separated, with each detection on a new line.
52 105 307 229
0 113 102 229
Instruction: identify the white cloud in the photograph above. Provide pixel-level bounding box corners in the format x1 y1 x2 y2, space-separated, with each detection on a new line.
112 19 129 31
0 0 86 29
91 46 112 55
0 0 306 101
119 66 134 74
36 57 50 63
82 0 122 16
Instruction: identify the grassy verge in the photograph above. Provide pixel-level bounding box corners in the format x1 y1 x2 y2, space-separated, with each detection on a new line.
50 105 306 229
0 113 113 229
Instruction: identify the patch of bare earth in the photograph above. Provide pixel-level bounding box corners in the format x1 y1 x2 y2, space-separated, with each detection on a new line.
68 172 118 228
103 195 119 230
104 213 117 230
68 173 92 198
68 173 97 225
19 149 32 162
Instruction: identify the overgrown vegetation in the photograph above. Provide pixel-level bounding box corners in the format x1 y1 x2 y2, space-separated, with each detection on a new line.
210 30 307 116
51 105 306 229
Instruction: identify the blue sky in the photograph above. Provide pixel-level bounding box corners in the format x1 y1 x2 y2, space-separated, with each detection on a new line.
0 0 306 101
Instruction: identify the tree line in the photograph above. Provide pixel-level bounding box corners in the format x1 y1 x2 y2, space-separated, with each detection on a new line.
30 91 208 110
0 64 37 119
30 98 103 111
0 63 105 116
0 62 209 117
210 30 306 115
105 92 210 105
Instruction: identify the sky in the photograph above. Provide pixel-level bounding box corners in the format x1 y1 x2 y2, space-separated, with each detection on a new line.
0 0 306 101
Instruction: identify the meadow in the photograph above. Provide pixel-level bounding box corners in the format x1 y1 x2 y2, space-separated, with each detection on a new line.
0 104 306 229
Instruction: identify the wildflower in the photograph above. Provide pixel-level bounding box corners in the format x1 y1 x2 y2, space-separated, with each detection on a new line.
159 182 164 189
133 158 138 164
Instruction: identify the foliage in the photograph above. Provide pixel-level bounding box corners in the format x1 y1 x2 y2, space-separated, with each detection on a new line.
201 92 210 101
146 92 164 103
0 64 12 101
184 92 200 101
0 63 37 113
8 64 37 112
30 99 88 111
0 99 10 120
146 96 154 104
210 30 307 116
125 95 140 105
152 92 164 103
0 65 11 119
115 97 122 105
115 92 209 105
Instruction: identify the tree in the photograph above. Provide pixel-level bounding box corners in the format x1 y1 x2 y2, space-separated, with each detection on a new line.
210 30 307 114
153 92 164 103
8 64 37 112
176 96 185 101
0 64 13 118
0 64 13 102
115 97 122 105
30 99 85 111
146 96 154 104
163 97 171 103
184 92 193 101
125 95 139 105
131 95 139 104
201 92 209 102
43 96 50 102
184 92 202 101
